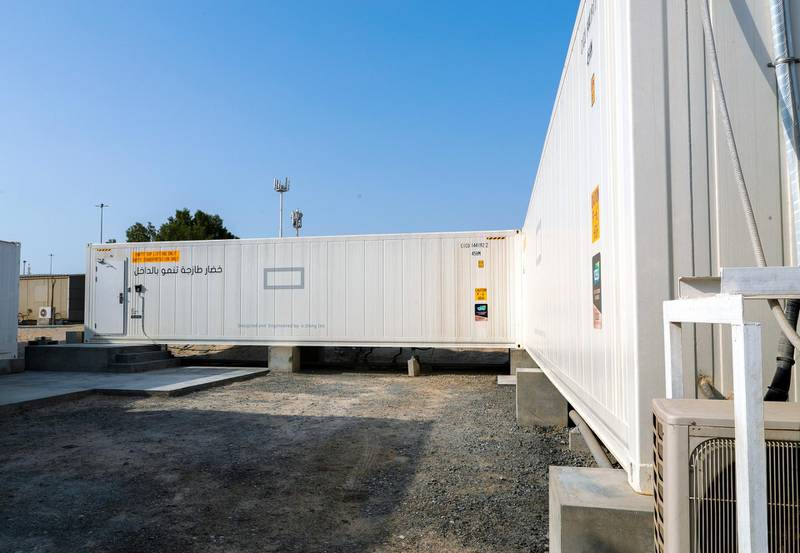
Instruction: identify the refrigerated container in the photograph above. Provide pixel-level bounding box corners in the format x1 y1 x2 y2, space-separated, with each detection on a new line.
86 231 519 348
520 0 796 493
0 241 20 360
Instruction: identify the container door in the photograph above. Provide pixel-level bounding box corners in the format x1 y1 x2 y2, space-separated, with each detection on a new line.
93 254 127 335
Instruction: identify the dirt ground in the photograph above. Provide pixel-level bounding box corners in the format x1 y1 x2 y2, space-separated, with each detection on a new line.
17 324 83 344
0 369 590 553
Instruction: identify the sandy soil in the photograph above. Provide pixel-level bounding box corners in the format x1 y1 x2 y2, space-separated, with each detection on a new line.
0 370 589 553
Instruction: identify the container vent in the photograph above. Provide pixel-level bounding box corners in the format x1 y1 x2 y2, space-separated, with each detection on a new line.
689 438 800 552
653 414 666 552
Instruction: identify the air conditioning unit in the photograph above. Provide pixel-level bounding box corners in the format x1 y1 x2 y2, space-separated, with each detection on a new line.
38 306 52 319
653 398 800 553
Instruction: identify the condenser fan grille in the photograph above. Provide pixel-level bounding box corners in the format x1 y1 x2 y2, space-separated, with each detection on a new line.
689 438 800 552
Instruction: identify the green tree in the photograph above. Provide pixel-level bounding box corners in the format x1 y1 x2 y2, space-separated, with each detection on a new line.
125 222 159 242
125 209 237 242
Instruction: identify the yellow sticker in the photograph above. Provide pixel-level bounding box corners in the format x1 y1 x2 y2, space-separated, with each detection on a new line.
132 250 181 264
591 186 600 243
475 288 487 301
478 260 485 269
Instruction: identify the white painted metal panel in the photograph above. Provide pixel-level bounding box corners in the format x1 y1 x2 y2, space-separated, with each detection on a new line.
0 241 20 359
86 230 518 348
521 0 793 493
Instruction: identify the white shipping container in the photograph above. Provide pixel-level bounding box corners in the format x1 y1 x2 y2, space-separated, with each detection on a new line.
86 231 518 348
0 241 21 360
521 0 796 493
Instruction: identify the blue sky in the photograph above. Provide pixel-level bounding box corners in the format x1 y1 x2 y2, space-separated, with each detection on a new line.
0 1 578 274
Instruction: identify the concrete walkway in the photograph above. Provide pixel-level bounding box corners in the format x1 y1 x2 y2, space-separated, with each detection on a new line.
0 367 269 414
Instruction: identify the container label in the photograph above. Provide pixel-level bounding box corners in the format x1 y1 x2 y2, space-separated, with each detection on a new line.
478 259 484 269
592 253 602 329
474 287 487 301
132 250 181 263
591 74 596 106
591 186 600 243
475 303 488 321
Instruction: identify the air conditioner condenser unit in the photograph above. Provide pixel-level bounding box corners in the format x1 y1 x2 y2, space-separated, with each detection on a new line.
652 398 800 553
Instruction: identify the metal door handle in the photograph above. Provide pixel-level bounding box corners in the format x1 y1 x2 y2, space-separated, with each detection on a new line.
119 292 124 304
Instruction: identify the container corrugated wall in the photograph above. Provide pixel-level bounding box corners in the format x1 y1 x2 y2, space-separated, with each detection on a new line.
521 0 794 493
87 231 518 348
0 241 21 359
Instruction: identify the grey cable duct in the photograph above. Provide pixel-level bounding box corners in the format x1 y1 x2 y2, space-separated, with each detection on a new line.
700 0 800 352
568 410 613 469
766 0 800 401
769 0 800 257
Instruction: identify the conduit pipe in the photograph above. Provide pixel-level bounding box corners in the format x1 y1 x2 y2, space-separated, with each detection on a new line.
700 0 800 355
766 0 800 401
568 410 613 469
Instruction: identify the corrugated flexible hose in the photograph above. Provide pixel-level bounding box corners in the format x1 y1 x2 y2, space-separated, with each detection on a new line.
700 1 800 364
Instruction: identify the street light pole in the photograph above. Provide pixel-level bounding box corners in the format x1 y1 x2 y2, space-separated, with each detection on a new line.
95 203 109 243
48 253 54 324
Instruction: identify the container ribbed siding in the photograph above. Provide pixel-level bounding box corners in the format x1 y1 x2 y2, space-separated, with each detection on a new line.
86 231 518 348
0 241 21 360
521 0 795 493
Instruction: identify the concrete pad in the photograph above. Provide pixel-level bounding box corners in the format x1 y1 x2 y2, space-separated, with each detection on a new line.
516 368 568 427
510 348 537 375
549 466 653 553
0 367 268 414
497 375 517 386
268 346 301 372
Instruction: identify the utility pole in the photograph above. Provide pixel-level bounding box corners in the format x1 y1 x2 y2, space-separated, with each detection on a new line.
291 209 303 237
274 178 290 237
95 203 109 243
22 260 26 275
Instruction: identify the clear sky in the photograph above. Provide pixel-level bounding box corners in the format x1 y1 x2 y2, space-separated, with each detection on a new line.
0 0 578 274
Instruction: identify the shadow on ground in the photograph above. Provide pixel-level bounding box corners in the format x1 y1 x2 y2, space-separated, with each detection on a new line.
0 403 431 553
171 345 510 375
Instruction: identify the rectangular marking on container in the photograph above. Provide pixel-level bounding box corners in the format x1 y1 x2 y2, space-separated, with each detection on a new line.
264 267 305 290
474 287 487 301
478 259 485 269
132 250 181 263
591 186 600 243
474 303 488 321
591 74 596 106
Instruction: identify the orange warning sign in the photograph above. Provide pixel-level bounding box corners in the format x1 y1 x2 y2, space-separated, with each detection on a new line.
591 187 600 243
132 250 181 264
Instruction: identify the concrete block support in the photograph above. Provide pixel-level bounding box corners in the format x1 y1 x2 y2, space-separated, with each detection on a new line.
568 427 591 457
509 348 537 375
549 466 653 553
516 368 568 427
0 359 24 375
66 331 84 344
407 356 421 377
268 346 301 373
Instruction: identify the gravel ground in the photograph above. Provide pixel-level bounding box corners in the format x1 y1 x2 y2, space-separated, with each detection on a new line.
0 370 590 553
